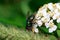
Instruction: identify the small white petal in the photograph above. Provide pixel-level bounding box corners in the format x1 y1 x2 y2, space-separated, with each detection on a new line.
43 13 50 18
35 14 41 20
57 18 60 23
52 25 57 31
54 9 58 13
53 13 60 20
49 20 53 23
56 3 60 9
49 28 53 33
36 20 43 27
33 24 38 28
41 17 50 23
45 23 49 28
56 13 60 16
48 3 54 11
41 8 47 14
34 28 39 33
52 15 57 20
49 25 57 33
46 17 50 22
37 10 41 14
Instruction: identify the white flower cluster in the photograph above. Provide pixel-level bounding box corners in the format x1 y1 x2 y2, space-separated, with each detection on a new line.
33 3 60 33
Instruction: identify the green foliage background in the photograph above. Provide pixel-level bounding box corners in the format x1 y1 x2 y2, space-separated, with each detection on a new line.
0 0 60 29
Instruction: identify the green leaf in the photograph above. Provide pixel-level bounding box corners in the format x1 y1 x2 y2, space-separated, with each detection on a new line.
57 30 60 37
57 23 60 29
49 35 57 40
39 27 49 33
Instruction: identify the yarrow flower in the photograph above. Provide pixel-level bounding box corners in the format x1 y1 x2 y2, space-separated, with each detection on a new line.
45 20 57 33
33 3 60 33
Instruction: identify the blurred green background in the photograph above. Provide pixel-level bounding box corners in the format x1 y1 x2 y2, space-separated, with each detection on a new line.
0 0 60 29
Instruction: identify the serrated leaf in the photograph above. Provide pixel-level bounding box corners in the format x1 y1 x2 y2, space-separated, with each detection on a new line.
57 23 60 29
57 30 60 37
